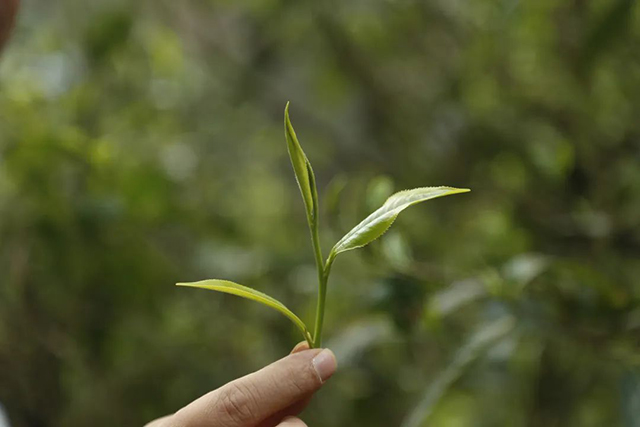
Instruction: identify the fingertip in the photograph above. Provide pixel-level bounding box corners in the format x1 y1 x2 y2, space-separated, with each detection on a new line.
290 341 310 354
277 416 308 426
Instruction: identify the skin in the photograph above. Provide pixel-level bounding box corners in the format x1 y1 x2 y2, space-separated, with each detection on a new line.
145 343 337 427
0 3 334 426
0 0 18 52
0 4 334 426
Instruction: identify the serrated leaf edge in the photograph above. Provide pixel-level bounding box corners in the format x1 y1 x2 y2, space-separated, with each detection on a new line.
331 186 470 256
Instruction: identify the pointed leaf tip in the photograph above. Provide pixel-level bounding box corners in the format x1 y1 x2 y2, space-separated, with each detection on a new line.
177 279 312 345
330 186 469 256
284 104 319 226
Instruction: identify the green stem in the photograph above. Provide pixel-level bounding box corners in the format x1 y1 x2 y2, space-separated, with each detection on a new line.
313 253 334 348
303 329 314 349
305 164 328 348
310 223 325 348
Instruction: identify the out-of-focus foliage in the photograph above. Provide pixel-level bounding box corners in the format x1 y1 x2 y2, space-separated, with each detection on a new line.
1 0 639 426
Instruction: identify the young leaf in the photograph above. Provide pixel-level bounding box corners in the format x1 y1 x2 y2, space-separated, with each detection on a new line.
177 279 312 344
284 102 318 225
329 186 470 258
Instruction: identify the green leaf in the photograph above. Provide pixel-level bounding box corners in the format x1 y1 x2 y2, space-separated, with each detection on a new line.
329 186 470 258
284 102 318 226
177 279 312 344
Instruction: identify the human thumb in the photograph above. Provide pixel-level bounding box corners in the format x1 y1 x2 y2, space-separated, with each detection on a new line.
173 348 337 427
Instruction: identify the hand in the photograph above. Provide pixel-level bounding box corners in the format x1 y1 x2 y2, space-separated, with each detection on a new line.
145 343 337 427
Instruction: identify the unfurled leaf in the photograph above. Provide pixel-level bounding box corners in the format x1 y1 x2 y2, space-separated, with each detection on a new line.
330 187 470 258
177 279 312 344
284 103 319 226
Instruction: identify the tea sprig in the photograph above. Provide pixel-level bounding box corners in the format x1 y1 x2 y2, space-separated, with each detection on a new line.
178 103 470 348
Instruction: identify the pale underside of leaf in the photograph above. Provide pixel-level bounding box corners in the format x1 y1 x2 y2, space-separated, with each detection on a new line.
284 103 317 223
177 279 311 343
330 186 470 256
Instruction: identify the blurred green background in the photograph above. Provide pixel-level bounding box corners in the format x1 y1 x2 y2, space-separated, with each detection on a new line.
1 0 640 426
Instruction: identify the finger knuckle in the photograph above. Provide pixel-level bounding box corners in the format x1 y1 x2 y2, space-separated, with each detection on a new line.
216 382 259 425
276 363 319 401
292 361 322 393
289 372 312 395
